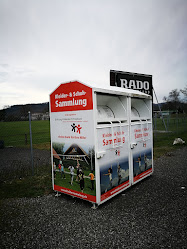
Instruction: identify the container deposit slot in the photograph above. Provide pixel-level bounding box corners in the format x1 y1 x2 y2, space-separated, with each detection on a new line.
131 98 151 142
96 93 128 124
96 93 128 157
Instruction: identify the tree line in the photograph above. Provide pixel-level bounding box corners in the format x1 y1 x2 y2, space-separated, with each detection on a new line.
0 103 49 121
162 85 187 113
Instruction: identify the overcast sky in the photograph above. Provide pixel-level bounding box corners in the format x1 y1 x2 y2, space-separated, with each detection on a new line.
0 0 187 109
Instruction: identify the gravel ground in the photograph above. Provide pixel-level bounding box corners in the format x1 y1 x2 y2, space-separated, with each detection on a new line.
0 147 51 169
0 148 51 181
0 147 187 249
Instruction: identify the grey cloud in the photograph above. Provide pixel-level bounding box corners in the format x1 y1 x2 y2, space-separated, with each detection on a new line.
0 64 9 68
0 0 187 107
0 71 9 83
15 68 35 76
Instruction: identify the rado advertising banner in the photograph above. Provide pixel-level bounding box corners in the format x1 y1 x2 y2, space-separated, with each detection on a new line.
110 70 153 97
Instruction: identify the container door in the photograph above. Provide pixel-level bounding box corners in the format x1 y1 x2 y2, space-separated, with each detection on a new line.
130 122 153 184
130 98 153 184
96 123 130 203
50 81 97 203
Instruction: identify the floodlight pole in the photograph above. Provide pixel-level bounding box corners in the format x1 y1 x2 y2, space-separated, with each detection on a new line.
28 111 34 176
153 87 167 131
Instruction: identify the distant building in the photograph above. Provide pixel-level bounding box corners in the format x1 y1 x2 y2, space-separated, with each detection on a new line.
31 112 49 120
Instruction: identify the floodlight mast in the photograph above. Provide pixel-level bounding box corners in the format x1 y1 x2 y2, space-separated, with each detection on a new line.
28 111 34 176
153 87 167 131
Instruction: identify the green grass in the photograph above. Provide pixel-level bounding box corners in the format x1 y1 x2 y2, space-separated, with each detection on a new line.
154 115 187 133
0 120 50 149
0 165 53 199
153 116 187 158
0 167 96 200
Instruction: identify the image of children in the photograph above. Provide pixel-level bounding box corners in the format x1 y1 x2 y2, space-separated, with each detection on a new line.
117 164 122 185
68 165 75 185
79 169 84 193
76 160 80 182
53 162 56 179
144 155 149 171
136 157 141 173
103 166 113 189
58 163 61 173
61 163 66 179
89 171 95 190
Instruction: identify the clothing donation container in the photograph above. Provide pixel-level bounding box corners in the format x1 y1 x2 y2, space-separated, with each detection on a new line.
50 81 153 206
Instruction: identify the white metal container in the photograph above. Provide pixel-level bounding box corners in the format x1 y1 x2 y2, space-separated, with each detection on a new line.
50 81 153 206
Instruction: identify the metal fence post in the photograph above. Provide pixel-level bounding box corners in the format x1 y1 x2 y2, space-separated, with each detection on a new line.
28 111 34 176
154 112 157 140
25 133 27 145
153 87 167 131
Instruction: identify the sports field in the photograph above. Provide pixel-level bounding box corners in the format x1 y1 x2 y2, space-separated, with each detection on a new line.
0 120 50 149
0 116 186 156
153 115 187 156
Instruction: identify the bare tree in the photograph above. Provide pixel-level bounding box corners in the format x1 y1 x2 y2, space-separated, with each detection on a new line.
20 105 30 119
180 85 187 102
164 89 181 110
168 89 180 103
